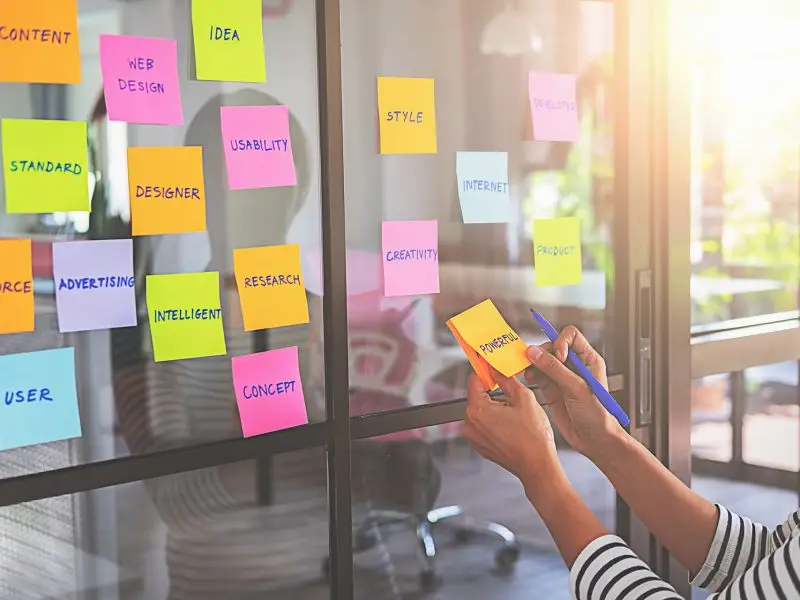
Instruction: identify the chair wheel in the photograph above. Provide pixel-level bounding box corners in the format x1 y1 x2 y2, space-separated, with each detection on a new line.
495 546 520 572
420 570 439 589
454 528 473 543
321 556 330 580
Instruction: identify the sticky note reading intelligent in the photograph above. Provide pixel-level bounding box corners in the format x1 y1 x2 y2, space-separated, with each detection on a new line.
456 151 512 224
533 217 582 287
0 239 34 335
1 119 89 214
528 72 580 142
377 77 437 154
382 220 440 297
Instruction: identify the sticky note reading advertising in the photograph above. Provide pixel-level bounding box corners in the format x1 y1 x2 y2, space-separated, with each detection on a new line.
221 105 297 190
146 271 227 362
0 239 34 335
99 34 183 125
0 0 81 84
533 217 582 286
382 220 440 297
128 146 207 236
0 348 82 452
232 346 308 437
191 0 266 83
1 119 89 214
528 72 580 142
233 244 309 331
456 151 512 224
377 77 437 154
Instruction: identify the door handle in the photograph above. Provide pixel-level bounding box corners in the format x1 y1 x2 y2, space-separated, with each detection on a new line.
636 269 653 427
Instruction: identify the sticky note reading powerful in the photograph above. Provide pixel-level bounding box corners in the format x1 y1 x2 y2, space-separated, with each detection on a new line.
0 0 81 84
0 239 34 335
221 105 296 190
377 77 437 154
0 348 82 452
456 151 512 224
128 146 206 236
382 220 440 297
528 72 580 142
232 346 308 437
1 119 89 214
533 217 582 286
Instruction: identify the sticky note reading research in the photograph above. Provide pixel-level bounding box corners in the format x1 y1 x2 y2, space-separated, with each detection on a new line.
377 77 437 154
456 151 512 224
0 239 34 335
533 217 582 287
382 220 440 297
528 72 580 142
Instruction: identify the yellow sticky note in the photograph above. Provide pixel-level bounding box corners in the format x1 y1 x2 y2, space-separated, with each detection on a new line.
533 217 583 287
377 77 437 154
128 146 207 236
1 119 89 214
0 0 81 84
146 272 227 362
233 244 310 331
191 0 266 83
0 239 35 334
446 320 497 391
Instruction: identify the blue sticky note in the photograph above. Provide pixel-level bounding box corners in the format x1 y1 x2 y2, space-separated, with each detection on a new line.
0 348 82 452
456 151 512 224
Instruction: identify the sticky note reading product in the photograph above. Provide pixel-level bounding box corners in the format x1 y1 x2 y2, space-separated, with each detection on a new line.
191 0 266 83
0 348 82 452
0 0 81 84
533 217 582 286
456 151 512 223
221 105 296 190
382 220 440 297
1 119 89 214
0 239 34 335
232 346 308 437
377 77 437 154
128 146 207 236
528 72 580 142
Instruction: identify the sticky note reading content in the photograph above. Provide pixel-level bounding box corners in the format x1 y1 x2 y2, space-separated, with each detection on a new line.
528 72 580 142
456 151 512 224
382 220 440 297
377 77 437 154
533 217 582 287
0 239 34 335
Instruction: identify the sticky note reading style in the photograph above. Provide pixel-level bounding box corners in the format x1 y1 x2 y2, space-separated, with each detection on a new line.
1 119 89 214
377 77 437 154
456 151 512 224
528 72 580 142
382 220 440 297
0 239 34 335
533 217 583 286
221 105 296 190
0 348 82 452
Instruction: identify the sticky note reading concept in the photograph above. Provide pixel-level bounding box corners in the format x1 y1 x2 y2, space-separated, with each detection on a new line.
0 348 82 452
0 239 34 335
533 217 582 287
232 346 308 437
377 77 437 154
528 72 580 142
221 105 296 190
382 220 440 297
456 151 512 224
1 119 89 214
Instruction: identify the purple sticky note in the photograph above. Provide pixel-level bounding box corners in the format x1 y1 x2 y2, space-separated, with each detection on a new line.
220 105 297 190
232 346 309 437
100 34 184 125
528 72 580 142
381 220 440 297
53 239 137 333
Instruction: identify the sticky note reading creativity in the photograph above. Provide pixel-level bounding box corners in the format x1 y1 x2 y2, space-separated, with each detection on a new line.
528 72 580 142
0 239 34 335
1 119 89 214
221 105 296 190
533 217 582 287
382 220 440 297
456 151 512 224
377 77 437 154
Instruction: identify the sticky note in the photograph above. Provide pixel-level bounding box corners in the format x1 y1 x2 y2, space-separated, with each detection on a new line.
233 244 309 331
528 72 580 142
1 119 89 214
99 34 184 125
221 105 296 190
0 348 82 452
456 151 512 223
0 239 34 335
232 346 308 437
382 220 440 297
128 146 207 236
191 0 266 83
0 0 80 84
377 77 437 154
446 320 497 391
533 217 582 286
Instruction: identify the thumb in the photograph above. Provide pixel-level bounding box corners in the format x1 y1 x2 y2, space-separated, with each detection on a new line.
489 366 529 406
526 345 584 396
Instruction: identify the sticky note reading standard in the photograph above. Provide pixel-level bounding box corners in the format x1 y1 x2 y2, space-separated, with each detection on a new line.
382 220 440 297
528 72 580 142
456 151 512 224
533 217 582 287
377 77 437 154
0 239 34 335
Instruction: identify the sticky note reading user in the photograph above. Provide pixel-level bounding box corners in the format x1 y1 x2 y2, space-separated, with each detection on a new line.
1 119 89 214
232 346 308 437
221 105 296 190
528 72 580 142
456 151 512 224
146 271 227 362
377 77 437 154
382 220 440 297
128 146 207 236
0 348 82 452
0 239 34 335
0 0 81 84
534 217 582 286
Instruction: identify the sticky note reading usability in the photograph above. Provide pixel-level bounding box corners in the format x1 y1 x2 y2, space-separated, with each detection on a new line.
382 220 440 297
377 77 437 154
0 239 34 335
528 72 580 142
533 217 582 287
456 151 512 224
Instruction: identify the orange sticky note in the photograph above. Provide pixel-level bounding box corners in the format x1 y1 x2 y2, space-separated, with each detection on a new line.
0 239 35 334
0 0 81 84
128 146 207 236
446 319 497 391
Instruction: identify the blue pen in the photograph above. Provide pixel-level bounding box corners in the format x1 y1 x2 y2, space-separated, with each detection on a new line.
530 309 630 428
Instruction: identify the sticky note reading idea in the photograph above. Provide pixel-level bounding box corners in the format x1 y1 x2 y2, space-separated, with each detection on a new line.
533 217 582 287
456 151 512 224
528 72 579 142
377 77 437 154
0 239 34 335
382 220 440 297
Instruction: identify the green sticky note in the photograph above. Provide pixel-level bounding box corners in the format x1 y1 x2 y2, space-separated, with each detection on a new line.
1 119 89 214
191 0 266 83
146 272 228 362
533 217 583 287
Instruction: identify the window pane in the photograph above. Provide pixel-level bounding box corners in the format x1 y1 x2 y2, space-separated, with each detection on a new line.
691 374 732 463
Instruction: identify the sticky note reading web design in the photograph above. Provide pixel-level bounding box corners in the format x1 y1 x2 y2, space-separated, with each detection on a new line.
533 217 582 287
382 220 440 297
1 119 89 214
377 77 437 154
456 151 512 224
528 72 580 142
0 239 34 335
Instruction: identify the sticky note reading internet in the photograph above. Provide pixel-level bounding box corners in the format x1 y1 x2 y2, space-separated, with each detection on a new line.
377 77 437 154
0 239 34 335
528 72 580 142
382 220 440 297
533 217 582 287
456 151 512 224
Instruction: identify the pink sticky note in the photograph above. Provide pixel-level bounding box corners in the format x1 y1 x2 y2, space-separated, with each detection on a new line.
232 346 308 437
220 105 297 190
528 72 579 142
382 220 440 297
100 34 184 125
